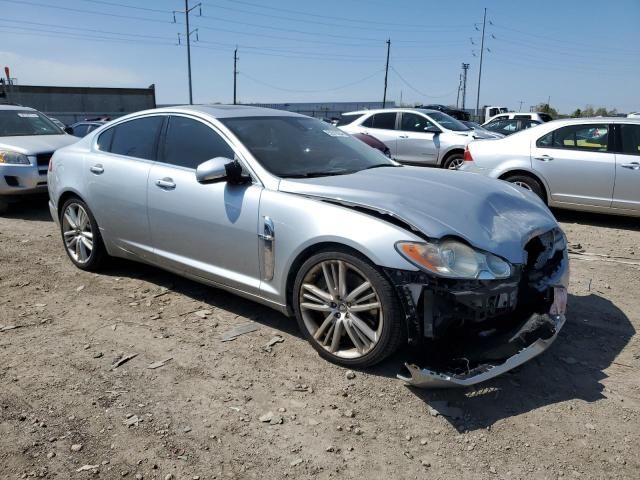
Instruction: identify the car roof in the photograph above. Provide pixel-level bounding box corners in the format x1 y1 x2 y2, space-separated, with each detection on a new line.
544 117 640 125
342 108 438 116
133 104 305 119
0 104 36 111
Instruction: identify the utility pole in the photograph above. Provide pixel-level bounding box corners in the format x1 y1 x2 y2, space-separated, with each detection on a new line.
233 47 238 105
456 73 462 108
518 100 524 111
174 1 201 105
382 39 390 108
461 63 469 110
475 8 487 119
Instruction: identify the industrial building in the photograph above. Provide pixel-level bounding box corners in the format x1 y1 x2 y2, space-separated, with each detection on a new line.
0 83 157 124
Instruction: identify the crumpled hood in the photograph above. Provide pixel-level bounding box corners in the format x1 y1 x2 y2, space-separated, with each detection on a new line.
0 135 78 155
279 166 559 264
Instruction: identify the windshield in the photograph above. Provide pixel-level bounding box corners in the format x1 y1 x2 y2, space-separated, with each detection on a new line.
0 110 64 137
220 116 396 178
426 111 471 132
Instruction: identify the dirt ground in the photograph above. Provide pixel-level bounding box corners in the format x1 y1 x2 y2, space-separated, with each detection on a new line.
0 196 638 480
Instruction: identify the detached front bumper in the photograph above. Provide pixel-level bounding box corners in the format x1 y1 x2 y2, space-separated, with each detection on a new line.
388 228 569 388
398 311 565 388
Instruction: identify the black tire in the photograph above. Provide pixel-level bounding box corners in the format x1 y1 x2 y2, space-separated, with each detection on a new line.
59 197 107 271
504 174 546 202
442 153 464 170
292 248 404 368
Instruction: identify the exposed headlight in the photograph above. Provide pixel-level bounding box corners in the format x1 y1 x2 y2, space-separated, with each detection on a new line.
396 239 511 279
0 150 30 165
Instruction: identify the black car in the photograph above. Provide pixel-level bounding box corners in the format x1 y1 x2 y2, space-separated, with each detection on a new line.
419 104 470 121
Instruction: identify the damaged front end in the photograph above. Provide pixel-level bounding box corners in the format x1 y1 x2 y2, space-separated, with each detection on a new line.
389 228 569 388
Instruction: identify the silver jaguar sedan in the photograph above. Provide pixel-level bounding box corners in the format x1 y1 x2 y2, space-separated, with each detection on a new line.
48 105 569 387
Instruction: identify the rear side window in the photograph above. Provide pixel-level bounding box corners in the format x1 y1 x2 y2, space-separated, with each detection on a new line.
336 113 364 126
514 115 530 119
162 116 234 169
362 112 396 130
539 114 553 122
108 116 164 160
619 124 640 155
537 124 609 151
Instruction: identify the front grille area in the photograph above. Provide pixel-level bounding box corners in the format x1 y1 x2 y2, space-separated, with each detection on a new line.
36 153 53 168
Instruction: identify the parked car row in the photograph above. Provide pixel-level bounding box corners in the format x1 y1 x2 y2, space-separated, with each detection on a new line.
2 102 637 388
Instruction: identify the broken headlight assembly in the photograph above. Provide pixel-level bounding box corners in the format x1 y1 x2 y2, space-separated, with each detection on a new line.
395 239 511 280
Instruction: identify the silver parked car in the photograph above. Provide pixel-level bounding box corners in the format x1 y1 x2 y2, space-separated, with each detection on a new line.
0 105 77 213
338 108 496 169
462 117 640 217
48 105 569 387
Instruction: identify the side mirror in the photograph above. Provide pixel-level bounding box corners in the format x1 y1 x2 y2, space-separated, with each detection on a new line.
196 157 250 185
424 126 441 134
64 126 73 134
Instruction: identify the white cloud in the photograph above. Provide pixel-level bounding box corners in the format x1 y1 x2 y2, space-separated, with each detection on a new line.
1 51 144 87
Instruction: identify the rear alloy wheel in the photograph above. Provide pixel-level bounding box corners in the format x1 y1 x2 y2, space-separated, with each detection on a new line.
293 250 403 368
443 153 464 170
504 174 546 202
60 198 106 271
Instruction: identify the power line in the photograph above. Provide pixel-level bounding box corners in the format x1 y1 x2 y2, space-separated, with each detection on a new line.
0 0 171 24
204 0 468 29
390 66 458 99
239 69 383 93
0 18 174 41
200 0 466 33
78 0 172 14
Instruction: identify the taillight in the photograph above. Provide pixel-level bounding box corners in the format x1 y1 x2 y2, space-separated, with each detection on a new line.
463 147 473 162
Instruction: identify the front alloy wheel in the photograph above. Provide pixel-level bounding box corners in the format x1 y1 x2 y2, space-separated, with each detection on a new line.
293 250 403 367
60 198 106 271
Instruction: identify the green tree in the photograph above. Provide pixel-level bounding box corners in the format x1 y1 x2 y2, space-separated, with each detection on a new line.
572 108 582 118
535 103 559 117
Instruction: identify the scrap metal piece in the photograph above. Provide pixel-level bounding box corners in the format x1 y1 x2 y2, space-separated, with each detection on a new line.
398 314 565 388
221 322 259 342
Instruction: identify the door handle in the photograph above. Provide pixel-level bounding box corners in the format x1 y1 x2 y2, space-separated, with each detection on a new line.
620 162 640 170
534 155 554 162
89 164 104 174
155 178 176 190
399 135 409 139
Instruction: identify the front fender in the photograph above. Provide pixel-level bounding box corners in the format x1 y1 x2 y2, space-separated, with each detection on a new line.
258 190 422 304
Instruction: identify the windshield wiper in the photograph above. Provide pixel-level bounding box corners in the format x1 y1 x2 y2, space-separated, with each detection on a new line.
361 163 399 170
282 170 354 178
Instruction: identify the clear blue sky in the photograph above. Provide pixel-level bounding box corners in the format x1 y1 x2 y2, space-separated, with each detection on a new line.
1 0 639 113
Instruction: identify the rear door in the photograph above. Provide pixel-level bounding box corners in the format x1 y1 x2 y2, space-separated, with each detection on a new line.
394 112 438 164
147 114 262 292
357 112 398 156
86 115 164 259
531 123 614 207
612 123 640 212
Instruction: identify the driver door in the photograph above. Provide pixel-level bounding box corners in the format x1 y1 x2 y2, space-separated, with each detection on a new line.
147 115 262 293
394 112 439 164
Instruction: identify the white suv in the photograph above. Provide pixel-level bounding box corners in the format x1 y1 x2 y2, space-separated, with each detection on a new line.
338 108 496 169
